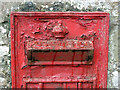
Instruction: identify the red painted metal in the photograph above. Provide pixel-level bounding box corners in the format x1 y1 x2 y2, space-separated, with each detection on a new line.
26 40 94 50
11 12 109 88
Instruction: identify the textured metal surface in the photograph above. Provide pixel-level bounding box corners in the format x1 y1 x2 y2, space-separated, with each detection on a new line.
26 40 94 50
11 12 109 88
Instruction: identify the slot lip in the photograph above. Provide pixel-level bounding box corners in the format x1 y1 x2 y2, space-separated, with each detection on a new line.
26 40 94 51
27 61 93 66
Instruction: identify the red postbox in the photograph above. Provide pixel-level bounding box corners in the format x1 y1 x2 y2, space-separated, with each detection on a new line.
11 12 109 88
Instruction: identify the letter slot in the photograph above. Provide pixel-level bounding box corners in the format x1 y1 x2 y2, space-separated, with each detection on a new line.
26 40 94 65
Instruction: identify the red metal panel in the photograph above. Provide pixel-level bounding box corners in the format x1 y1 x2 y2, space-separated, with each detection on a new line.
11 12 109 88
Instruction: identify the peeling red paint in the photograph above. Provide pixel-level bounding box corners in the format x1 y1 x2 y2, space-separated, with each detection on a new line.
11 12 109 88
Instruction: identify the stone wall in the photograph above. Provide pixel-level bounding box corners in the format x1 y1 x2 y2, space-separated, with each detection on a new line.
0 0 119 88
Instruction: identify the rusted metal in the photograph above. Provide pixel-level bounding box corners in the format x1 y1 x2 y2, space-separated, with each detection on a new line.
11 12 109 88
26 40 94 50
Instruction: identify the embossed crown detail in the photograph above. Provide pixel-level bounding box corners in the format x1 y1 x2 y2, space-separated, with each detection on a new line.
52 20 69 38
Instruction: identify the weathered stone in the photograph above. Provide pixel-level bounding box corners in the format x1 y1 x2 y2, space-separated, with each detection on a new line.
0 46 9 57
0 77 5 85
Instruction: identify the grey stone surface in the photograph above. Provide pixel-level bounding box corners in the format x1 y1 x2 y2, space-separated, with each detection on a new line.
0 0 119 88
118 68 120 89
0 0 59 2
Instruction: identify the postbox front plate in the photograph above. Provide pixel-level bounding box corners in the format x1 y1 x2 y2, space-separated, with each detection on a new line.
11 12 109 88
